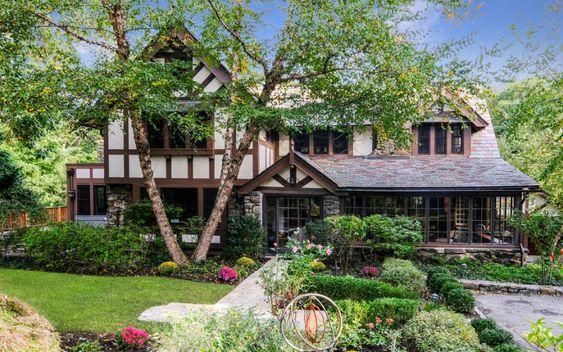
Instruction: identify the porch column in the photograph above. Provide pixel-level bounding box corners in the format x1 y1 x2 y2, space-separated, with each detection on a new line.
323 195 341 216
243 191 263 224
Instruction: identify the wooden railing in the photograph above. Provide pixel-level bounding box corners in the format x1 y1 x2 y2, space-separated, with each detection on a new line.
1 207 67 231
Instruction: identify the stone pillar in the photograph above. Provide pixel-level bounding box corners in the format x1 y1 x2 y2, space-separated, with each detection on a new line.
106 185 132 226
243 191 263 224
323 195 341 217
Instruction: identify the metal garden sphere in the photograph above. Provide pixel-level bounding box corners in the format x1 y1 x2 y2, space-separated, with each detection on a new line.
280 293 343 352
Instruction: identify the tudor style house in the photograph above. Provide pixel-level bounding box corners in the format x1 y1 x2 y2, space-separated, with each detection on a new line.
66 29 539 261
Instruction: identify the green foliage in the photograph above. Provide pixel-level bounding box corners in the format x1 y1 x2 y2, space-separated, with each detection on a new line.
509 211 562 284
224 216 266 260
400 310 487 352
492 343 525 352
445 288 475 314
123 200 184 227
491 77 563 209
379 258 426 296
428 273 458 293
307 275 419 301
158 261 179 275
305 219 333 245
471 318 498 334
325 215 364 273
0 148 43 222
68 340 104 352
23 222 150 273
426 266 451 286
310 259 326 272
524 318 563 352
366 298 420 326
439 280 464 296
364 214 423 258
235 256 255 268
478 327 514 347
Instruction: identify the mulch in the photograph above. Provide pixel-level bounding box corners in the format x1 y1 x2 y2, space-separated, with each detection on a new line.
60 332 153 352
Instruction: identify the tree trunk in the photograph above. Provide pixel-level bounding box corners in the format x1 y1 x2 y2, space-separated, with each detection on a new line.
191 128 255 262
130 112 189 265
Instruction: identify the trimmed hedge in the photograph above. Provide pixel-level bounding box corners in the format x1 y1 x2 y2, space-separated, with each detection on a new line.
479 327 514 347
426 265 475 314
471 318 498 334
379 258 426 296
445 288 475 314
308 275 419 300
336 298 420 326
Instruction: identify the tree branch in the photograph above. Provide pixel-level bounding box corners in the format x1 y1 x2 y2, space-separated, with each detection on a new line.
31 11 118 53
205 0 267 71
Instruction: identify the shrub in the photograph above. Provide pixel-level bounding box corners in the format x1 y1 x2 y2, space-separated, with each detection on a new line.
119 326 149 350
493 343 525 352
310 260 326 272
158 261 179 275
361 266 380 278
440 281 464 296
157 309 289 351
0 295 59 352
363 214 423 258
305 219 333 245
284 238 333 259
366 298 420 325
325 215 365 273
479 327 514 347
400 310 487 352
524 318 563 352
308 275 418 300
471 318 498 334
223 216 266 260
426 266 451 281
123 200 183 227
218 266 238 282
23 222 149 273
445 288 475 313
235 256 256 267
379 258 426 296
428 272 457 293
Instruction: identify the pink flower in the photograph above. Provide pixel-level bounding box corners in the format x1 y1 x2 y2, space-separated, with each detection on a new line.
121 326 149 348
325 248 332 256
375 317 382 324
218 266 238 282
291 246 298 254
273 242 278 248
361 266 380 278
317 244 323 249
366 322 375 330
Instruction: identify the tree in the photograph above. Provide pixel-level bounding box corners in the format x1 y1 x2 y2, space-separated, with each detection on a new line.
1 0 476 263
489 77 563 209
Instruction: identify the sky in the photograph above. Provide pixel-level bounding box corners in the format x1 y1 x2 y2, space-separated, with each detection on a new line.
78 0 562 90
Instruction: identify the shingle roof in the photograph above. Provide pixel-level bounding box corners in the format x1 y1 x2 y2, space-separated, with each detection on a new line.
301 154 539 191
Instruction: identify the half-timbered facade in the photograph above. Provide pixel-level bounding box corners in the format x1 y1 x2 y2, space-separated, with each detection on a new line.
66 28 539 260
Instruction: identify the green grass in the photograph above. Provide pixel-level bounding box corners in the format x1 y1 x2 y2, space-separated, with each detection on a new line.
0 268 233 333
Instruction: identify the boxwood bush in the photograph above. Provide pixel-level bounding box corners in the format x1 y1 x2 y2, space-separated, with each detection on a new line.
445 288 475 313
379 258 426 296
428 272 458 293
23 222 150 273
307 275 419 300
471 318 498 334
336 298 420 326
478 327 514 347
223 216 266 260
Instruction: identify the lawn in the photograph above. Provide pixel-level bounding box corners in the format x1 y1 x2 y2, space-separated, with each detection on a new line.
0 268 233 332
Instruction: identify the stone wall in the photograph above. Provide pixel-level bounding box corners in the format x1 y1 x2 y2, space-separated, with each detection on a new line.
324 195 341 216
461 279 562 296
243 191 263 224
106 185 132 226
417 247 525 266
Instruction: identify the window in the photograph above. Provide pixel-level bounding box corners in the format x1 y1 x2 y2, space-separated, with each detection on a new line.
365 196 386 215
189 111 210 149
265 130 278 144
428 197 447 243
492 196 517 245
203 188 218 218
161 188 198 218
293 133 309 154
313 131 329 154
343 196 364 217
417 125 431 154
333 132 349 154
472 196 492 244
451 124 464 154
147 120 165 148
94 186 107 215
407 196 425 223
169 124 187 148
77 185 90 215
450 197 469 243
435 126 447 154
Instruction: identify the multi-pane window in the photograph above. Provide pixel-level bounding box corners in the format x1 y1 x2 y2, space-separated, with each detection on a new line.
313 131 329 154
294 133 309 154
342 196 364 217
472 196 493 244
435 126 447 154
203 188 218 218
161 188 198 218
147 120 165 148
169 124 187 148
492 196 516 245
267 197 322 249
451 124 464 154
428 197 448 243
94 186 107 215
365 196 386 215
450 197 470 243
417 125 431 154
333 132 349 154
77 185 90 215
407 197 425 223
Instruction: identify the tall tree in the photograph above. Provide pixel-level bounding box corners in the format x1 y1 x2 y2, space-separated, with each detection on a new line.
1 0 476 263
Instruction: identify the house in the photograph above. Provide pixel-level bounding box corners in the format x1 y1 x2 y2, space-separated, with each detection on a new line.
66 29 539 262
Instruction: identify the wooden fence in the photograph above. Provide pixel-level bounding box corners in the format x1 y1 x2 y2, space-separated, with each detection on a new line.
1 207 67 231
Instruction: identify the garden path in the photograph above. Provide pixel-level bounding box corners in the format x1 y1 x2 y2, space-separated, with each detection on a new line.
475 293 563 348
138 259 275 322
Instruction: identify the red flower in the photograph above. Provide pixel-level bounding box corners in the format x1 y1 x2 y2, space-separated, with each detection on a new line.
121 326 149 349
218 266 238 282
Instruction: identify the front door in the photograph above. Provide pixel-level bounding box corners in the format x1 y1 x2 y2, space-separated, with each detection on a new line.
265 196 323 252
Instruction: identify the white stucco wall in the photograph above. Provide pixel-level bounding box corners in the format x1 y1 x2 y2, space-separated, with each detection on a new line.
279 135 290 156
129 155 142 178
92 169 104 179
127 119 136 150
171 157 188 178
193 156 210 179
152 157 166 179
75 169 90 179
353 127 373 156
108 155 124 177
238 155 254 179
108 120 124 149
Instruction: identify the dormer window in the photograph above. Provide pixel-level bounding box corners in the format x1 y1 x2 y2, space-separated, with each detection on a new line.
451 124 464 154
417 125 431 154
293 130 350 155
313 131 329 154
435 125 447 155
294 133 309 154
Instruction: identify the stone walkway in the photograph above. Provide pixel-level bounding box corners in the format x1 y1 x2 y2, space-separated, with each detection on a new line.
475 293 563 347
138 259 275 322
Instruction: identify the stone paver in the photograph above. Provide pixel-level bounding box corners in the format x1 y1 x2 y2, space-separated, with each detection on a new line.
475 293 563 347
138 259 276 322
